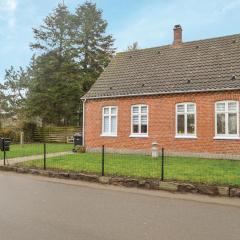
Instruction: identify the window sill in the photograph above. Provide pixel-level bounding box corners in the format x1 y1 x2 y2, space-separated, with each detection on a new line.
175 135 197 139
100 134 117 137
214 136 240 140
129 134 148 138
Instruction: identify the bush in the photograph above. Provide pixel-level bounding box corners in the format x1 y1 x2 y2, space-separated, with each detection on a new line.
22 122 37 143
0 128 20 143
73 145 86 153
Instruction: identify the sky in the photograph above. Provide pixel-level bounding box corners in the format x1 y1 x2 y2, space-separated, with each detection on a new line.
0 0 240 82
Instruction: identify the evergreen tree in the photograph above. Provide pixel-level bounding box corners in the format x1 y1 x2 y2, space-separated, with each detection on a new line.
3 1 115 126
26 53 83 125
127 42 140 51
72 2 115 91
27 3 81 125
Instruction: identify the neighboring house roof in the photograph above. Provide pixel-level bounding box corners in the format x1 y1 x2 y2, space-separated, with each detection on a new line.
83 28 240 100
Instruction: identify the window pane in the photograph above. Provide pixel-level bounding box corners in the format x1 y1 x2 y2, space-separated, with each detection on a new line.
187 104 195 113
103 116 109 133
133 125 139 133
104 108 109 115
141 115 147 125
133 114 139 133
111 107 117 115
187 114 195 134
217 113 225 134
141 124 147 133
141 115 147 134
177 105 184 113
228 113 237 134
133 106 139 114
133 115 139 124
228 102 237 112
216 102 225 112
141 106 147 114
177 114 185 134
111 116 117 133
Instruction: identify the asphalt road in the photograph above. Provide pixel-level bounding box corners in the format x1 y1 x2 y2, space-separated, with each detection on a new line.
0 172 240 240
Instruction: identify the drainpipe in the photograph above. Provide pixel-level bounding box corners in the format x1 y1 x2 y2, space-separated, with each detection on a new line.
82 98 86 146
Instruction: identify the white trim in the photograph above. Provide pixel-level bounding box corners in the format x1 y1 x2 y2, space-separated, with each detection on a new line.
175 102 197 138
129 134 149 138
214 136 240 140
100 134 118 137
82 99 86 146
130 104 149 137
175 135 197 139
214 100 239 139
101 106 118 137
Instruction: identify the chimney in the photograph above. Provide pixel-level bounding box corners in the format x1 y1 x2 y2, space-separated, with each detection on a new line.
173 24 182 45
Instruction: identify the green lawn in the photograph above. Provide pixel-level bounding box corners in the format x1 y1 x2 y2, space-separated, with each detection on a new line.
19 152 240 187
0 143 73 160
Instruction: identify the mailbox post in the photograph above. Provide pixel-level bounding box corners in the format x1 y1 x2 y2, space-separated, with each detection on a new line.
0 138 11 165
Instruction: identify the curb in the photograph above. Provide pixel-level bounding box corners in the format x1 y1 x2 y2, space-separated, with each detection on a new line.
0 165 239 198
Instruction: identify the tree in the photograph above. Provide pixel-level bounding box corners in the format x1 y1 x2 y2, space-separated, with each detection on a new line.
30 3 72 57
72 2 115 92
127 42 140 51
26 3 82 125
0 66 29 118
26 52 83 125
3 1 115 126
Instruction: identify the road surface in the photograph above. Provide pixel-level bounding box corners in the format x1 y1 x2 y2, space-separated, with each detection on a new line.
0 171 240 240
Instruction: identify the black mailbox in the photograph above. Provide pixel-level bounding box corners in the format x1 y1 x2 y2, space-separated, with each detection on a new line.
0 138 11 151
73 133 82 146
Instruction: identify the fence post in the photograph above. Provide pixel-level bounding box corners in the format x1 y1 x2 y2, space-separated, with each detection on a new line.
43 143 46 170
3 139 6 166
101 145 105 176
161 148 164 181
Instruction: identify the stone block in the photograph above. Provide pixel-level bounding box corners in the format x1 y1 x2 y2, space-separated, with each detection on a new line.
99 176 110 184
159 181 178 191
230 188 240 198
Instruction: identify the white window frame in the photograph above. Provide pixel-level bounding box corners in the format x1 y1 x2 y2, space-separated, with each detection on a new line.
175 102 197 139
101 106 118 137
214 100 240 140
130 104 149 138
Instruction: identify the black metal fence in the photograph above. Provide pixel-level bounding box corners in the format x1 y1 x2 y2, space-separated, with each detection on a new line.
2 143 240 187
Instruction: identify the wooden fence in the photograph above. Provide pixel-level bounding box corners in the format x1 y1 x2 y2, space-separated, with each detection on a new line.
32 126 82 143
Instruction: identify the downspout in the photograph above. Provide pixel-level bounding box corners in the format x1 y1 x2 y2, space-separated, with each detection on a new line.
82 99 86 146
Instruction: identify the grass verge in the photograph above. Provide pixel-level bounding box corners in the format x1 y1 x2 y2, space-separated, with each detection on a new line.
18 152 240 187
0 143 73 159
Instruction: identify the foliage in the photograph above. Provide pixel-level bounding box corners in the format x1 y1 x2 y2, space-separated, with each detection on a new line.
2 2 115 126
0 66 29 118
72 2 115 92
0 128 21 143
127 42 140 51
22 122 37 142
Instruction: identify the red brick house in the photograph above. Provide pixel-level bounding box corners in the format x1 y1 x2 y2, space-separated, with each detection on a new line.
82 25 240 158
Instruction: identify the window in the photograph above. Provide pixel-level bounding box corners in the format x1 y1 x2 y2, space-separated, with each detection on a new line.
102 106 117 136
176 103 196 138
130 105 148 137
215 101 239 139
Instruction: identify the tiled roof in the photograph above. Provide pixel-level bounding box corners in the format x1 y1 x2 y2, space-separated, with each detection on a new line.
83 34 240 99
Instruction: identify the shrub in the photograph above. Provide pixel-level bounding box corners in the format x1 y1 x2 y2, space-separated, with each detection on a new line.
22 122 37 143
0 128 20 143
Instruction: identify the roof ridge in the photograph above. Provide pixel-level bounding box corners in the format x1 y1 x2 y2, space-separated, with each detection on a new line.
117 33 240 55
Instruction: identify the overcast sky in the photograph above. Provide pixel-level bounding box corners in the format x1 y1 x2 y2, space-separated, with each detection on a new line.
0 0 240 82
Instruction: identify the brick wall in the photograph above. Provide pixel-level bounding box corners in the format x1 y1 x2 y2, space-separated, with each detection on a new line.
84 91 240 156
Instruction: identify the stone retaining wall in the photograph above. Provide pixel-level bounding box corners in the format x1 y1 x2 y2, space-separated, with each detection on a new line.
1 165 239 198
